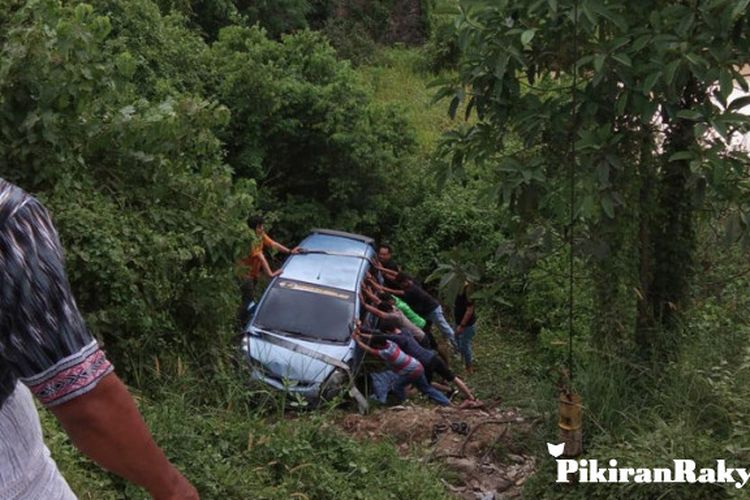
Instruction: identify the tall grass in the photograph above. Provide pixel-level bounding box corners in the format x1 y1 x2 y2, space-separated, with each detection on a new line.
42 346 450 499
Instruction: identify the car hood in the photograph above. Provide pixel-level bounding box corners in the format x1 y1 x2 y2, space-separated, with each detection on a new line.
246 328 353 385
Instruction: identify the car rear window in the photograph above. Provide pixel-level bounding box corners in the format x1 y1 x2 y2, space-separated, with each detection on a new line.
253 279 355 343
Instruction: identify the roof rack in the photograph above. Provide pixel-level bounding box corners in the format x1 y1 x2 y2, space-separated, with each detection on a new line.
309 228 375 245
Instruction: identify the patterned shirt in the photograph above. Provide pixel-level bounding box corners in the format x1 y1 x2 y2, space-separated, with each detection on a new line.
376 340 423 380
0 179 113 409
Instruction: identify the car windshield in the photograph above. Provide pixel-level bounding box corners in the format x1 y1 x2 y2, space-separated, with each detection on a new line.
253 279 355 343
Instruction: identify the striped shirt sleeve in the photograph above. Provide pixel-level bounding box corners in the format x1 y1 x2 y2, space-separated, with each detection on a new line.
0 193 113 407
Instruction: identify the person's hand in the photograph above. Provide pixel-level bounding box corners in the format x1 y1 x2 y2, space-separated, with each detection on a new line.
291 246 302 254
153 467 199 500
456 325 465 336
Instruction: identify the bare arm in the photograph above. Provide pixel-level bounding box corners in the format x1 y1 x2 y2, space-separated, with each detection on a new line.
362 286 380 304
456 304 475 335
367 278 404 296
362 301 387 319
459 304 475 326
353 332 377 355
51 374 198 500
376 266 399 280
269 238 291 254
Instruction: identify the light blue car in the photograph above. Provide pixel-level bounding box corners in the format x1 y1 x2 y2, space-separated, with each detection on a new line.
240 229 376 410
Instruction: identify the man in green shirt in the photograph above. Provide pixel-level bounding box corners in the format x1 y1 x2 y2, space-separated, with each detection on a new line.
392 295 425 329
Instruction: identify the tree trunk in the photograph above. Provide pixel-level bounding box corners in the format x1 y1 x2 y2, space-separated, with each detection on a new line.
590 128 641 353
636 80 701 361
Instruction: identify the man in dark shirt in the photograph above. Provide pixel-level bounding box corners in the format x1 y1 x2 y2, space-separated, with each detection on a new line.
372 273 457 349
455 282 478 372
0 179 197 499
377 243 400 288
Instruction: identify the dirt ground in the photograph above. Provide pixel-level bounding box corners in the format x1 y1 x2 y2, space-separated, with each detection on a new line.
339 403 539 499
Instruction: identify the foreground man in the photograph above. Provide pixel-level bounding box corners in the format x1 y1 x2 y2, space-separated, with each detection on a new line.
0 179 198 499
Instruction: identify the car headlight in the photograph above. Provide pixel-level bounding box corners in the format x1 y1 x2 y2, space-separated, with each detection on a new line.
240 335 250 355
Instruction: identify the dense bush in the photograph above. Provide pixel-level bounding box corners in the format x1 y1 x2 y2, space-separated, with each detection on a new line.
0 0 419 377
154 0 311 40
208 26 416 243
0 0 252 376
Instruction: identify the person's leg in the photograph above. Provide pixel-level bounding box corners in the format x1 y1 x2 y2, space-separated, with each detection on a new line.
413 375 450 406
428 356 474 400
431 381 452 393
424 327 437 350
456 329 469 364
461 324 477 370
391 374 411 402
452 376 475 400
427 306 456 346
236 277 256 331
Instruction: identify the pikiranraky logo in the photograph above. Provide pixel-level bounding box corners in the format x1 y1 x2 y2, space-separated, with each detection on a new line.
547 443 750 488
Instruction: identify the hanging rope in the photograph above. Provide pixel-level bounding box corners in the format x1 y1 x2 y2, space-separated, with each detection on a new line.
567 0 579 383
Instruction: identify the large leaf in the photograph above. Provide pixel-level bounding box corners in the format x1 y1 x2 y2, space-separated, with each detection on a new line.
611 53 632 67
601 193 615 218
728 95 750 112
668 151 694 162
676 109 702 121
521 29 536 47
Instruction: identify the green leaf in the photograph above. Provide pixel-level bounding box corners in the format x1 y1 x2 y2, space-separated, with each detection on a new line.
649 10 660 28
521 29 536 47
719 70 733 103
596 162 610 186
611 53 632 67
734 69 750 92
642 72 661 93
728 95 750 112
676 12 694 36
601 194 615 218
711 119 728 139
631 35 651 52
593 53 605 73
731 0 750 19
616 91 628 115
448 95 460 119
668 151 693 162
676 109 702 121
664 60 681 85
587 0 628 30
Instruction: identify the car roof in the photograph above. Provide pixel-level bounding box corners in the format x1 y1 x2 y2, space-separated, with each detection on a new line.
279 230 374 292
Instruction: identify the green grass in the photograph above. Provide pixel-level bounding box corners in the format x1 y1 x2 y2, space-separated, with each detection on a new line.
43 368 451 500
358 47 467 160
